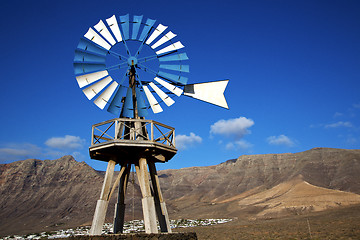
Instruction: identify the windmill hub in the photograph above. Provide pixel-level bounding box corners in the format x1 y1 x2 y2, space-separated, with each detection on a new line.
127 56 138 66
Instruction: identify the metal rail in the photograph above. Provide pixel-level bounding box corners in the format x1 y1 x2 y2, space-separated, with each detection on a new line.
91 118 176 148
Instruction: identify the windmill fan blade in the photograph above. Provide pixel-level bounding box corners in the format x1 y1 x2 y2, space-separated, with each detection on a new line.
94 20 116 46
132 15 143 40
84 28 111 50
122 87 134 118
77 38 108 56
145 24 168 45
156 41 184 55
183 80 229 109
159 64 189 72
158 53 189 62
119 14 130 40
93 81 118 109
73 63 106 75
107 86 126 115
74 50 106 63
154 77 183 96
149 82 174 107
82 76 112 100
76 70 109 88
135 87 148 117
151 31 176 49
106 15 123 42
139 18 156 41
143 86 163 113
157 71 188 85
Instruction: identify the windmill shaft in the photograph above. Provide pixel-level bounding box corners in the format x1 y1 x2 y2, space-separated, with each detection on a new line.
129 66 139 119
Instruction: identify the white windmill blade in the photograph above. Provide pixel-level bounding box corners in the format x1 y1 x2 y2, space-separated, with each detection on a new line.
82 76 112 100
156 41 184 55
183 80 229 109
151 31 176 49
76 70 109 88
145 24 168 45
94 20 116 46
143 85 163 113
106 15 123 42
154 77 183 96
84 28 111 50
93 81 118 109
149 82 175 106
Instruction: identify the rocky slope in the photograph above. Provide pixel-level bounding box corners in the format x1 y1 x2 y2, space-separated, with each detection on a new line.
0 148 359 236
0 156 103 235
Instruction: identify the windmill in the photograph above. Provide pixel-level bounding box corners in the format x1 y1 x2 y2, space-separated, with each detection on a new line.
74 14 229 235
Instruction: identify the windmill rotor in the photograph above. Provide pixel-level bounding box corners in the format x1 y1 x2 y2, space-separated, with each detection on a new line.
74 14 229 118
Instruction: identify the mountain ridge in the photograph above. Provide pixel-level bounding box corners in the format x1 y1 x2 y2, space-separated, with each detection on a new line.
1 147 359 236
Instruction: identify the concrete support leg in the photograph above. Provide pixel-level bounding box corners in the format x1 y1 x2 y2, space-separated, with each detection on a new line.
135 158 158 233
90 160 116 235
90 200 108 235
149 162 172 232
113 164 130 234
141 196 158 233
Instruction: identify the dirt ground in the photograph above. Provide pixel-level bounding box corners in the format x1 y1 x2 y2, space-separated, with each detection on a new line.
174 204 360 240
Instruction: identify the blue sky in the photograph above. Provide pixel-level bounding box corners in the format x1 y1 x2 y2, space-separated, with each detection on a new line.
0 0 359 171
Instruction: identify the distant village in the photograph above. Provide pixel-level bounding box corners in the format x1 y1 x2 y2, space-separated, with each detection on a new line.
1 219 232 239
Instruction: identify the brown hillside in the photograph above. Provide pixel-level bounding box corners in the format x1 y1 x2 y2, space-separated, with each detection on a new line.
234 175 360 217
159 147 360 205
0 156 103 235
0 147 359 236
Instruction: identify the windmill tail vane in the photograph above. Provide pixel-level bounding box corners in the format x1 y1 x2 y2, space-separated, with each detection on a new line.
74 13 229 118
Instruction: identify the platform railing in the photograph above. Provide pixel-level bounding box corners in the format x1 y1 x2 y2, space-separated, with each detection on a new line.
91 118 176 148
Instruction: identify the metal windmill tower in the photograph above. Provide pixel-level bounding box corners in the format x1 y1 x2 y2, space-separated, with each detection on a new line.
73 14 229 235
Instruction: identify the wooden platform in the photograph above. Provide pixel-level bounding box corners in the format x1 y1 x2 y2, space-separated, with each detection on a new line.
89 118 177 163
89 139 176 163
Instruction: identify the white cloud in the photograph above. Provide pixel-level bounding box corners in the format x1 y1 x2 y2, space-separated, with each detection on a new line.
0 135 87 163
0 143 42 162
346 136 357 145
210 117 254 139
333 112 343 118
45 135 86 150
324 121 353 128
175 132 202 150
267 135 295 147
353 103 360 109
225 140 253 150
